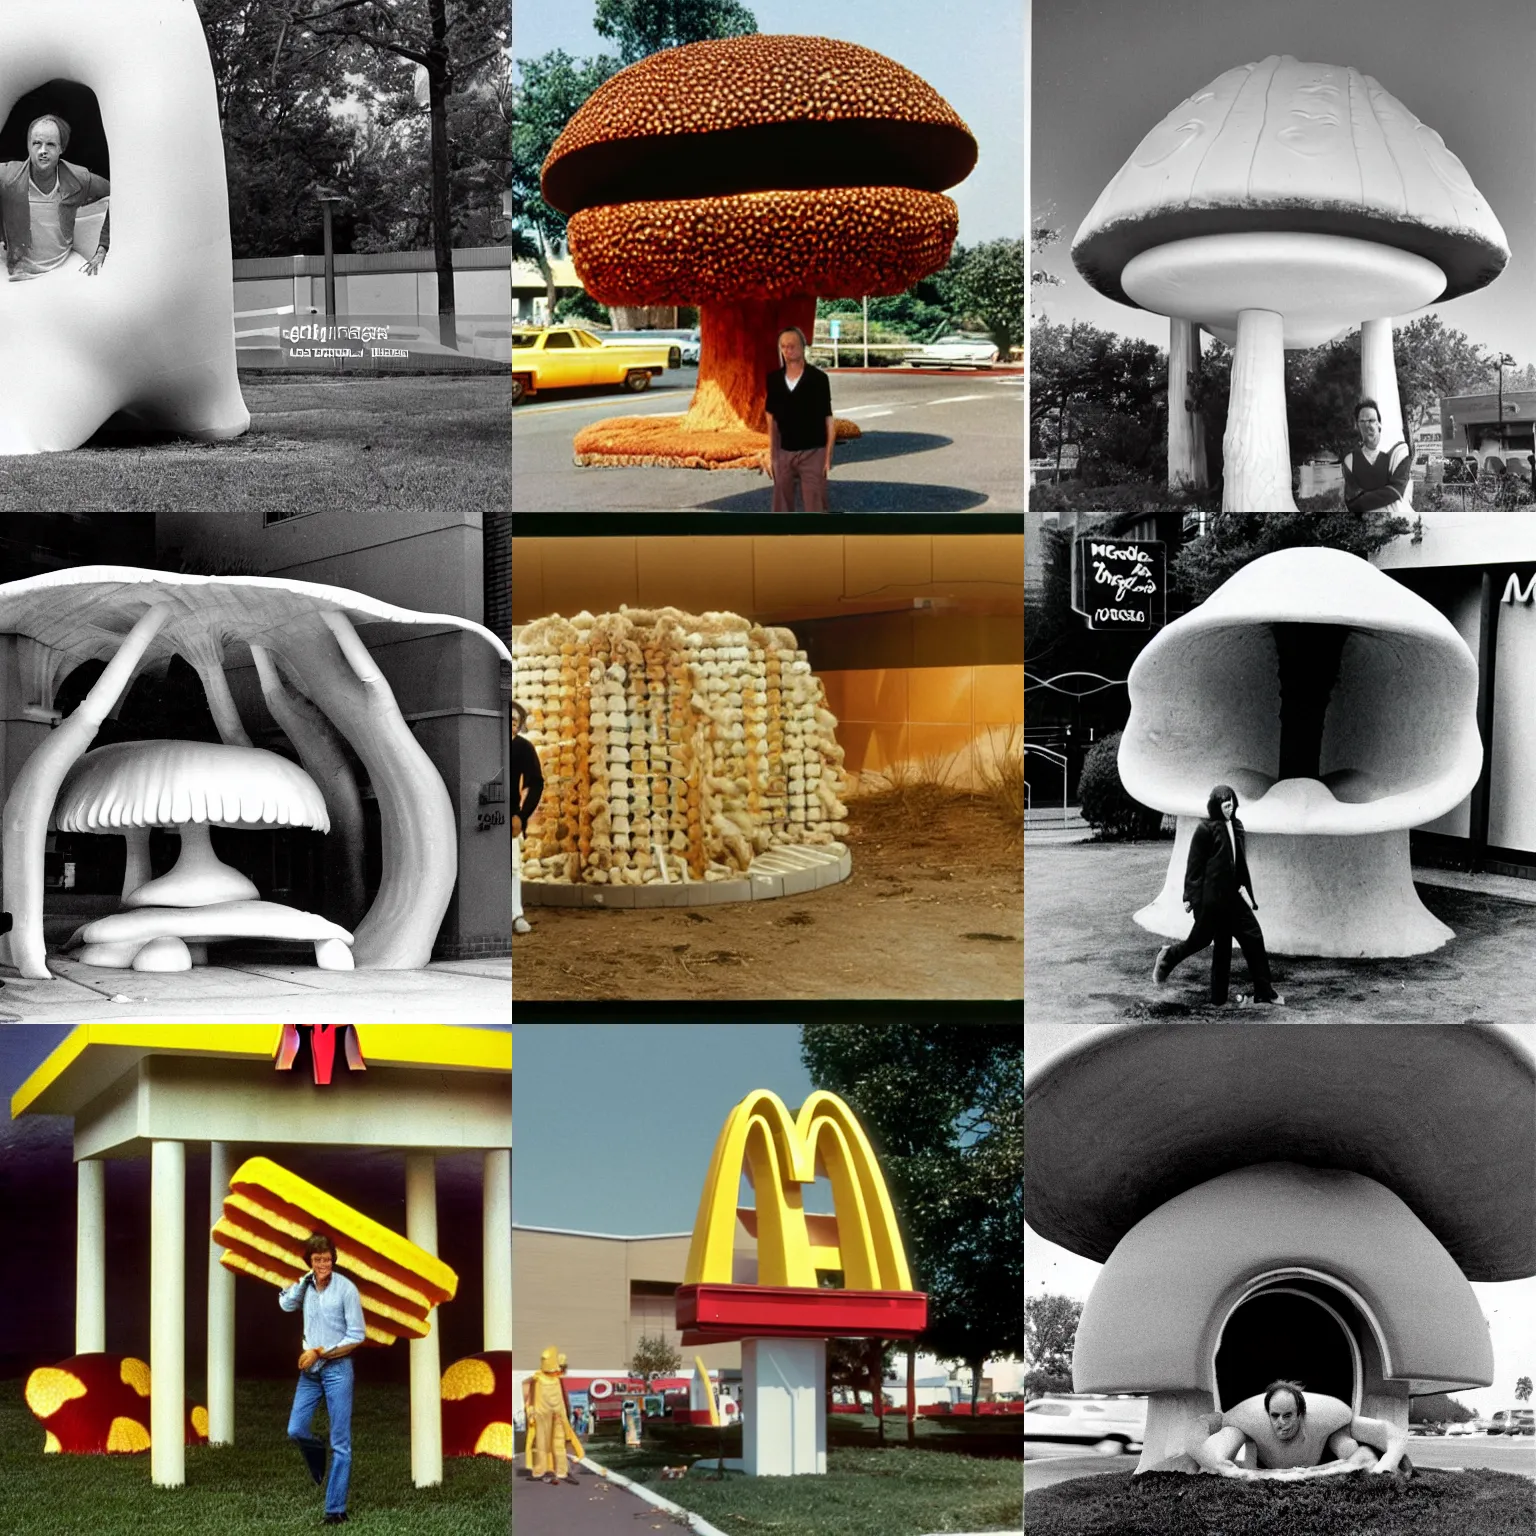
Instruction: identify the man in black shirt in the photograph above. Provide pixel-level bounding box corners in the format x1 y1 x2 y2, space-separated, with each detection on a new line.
764 326 835 511
511 702 543 938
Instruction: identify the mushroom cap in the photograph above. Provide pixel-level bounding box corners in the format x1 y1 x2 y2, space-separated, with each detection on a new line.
1073 55 1509 309
567 187 959 305
54 741 330 832
541 35 976 218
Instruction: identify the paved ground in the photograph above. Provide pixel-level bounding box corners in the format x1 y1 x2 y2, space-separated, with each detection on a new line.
512 368 1026 510
1023 1437 1536 1493
0 955 510 1022
1025 834 1536 1030
514 1467 682 1534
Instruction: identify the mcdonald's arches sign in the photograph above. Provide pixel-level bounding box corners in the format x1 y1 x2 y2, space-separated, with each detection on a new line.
673 1090 927 1343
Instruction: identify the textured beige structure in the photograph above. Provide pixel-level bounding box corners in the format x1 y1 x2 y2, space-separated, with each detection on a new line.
1120 547 1482 955
1073 55 1508 511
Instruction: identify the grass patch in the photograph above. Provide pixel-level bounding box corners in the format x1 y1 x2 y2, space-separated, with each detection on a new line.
0 376 509 515
0 1376 509 1535
1026 1467 1534 1535
574 1416 1022 1535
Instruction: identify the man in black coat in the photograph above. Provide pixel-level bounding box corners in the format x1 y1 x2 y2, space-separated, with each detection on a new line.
764 325 835 511
1153 783 1284 1005
511 702 543 938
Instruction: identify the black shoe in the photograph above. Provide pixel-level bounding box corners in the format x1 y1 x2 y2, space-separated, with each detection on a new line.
322 1515 349 1526
1152 944 1173 985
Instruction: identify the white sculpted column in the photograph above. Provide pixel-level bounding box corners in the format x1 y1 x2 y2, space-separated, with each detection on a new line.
483 1149 511 1350
76 1159 105 1353
208 1142 235 1445
406 1153 444 1486
150 1139 186 1487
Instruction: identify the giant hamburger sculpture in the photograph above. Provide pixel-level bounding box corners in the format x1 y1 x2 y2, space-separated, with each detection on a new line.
542 35 977 469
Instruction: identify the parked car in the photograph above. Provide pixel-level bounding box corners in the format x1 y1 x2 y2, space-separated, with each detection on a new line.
1488 1409 1535 1436
511 325 679 404
1445 1419 1479 1435
1024 1395 1146 1455
901 334 1000 369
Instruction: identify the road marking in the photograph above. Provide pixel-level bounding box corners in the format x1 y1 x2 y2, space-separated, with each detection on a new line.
851 409 894 418
926 395 990 405
837 400 909 414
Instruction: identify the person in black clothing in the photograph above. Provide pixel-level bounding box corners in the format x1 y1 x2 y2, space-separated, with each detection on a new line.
764 326 835 511
1340 398 1411 512
1152 784 1285 1006
511 702 543 938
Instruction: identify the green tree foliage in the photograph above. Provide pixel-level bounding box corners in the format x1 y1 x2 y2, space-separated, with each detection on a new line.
800 1023 1022 1410
1172 508 1413 607
1408 1392 1477 1423
594 0 757 64
1517 1377 1533 1403
628 1333 683 1381
1079 731 1162 839
1031 210 1063 289
1394 315 1503 438
1023 1293 1081 1385
947 238 1025 358
554 290 611 326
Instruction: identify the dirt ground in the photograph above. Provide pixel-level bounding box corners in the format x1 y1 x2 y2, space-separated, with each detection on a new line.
1026 837 1536 1037
513 790 1022 1001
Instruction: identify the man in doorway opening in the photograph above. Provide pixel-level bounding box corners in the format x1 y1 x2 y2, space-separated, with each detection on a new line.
765 326 835 511
0 115 110 279
1197 1380 1411 1481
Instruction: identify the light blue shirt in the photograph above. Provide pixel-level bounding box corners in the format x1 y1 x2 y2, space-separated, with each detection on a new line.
279 1270 366 1354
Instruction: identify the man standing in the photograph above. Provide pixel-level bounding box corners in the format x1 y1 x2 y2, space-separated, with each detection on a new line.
765 326 835 511
1197 1381 1410 1481
1153 783 1284 1006
281 1234 366 1526
0 115 110 279
1341 399 1411 512
511 701 543 938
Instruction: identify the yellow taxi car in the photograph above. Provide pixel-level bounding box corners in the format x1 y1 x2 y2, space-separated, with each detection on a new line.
512 325 680 405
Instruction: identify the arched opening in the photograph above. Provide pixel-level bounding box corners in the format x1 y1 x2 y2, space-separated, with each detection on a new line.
1215 1286 1357 1412
1 81 110 177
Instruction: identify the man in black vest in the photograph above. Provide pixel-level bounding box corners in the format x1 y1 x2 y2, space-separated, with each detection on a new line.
1340 399 1411 512
765 326 835 511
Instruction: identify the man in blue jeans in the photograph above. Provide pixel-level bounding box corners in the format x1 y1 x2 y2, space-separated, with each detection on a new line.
280 1234 366 1525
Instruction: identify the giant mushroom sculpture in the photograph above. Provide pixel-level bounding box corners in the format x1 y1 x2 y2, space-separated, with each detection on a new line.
1073 55 1509 510
541 35 977 469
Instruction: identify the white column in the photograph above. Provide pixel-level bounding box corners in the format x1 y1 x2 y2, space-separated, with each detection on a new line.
741 1338 826 1476
1168 318 1208 490
150 1140 186 1487
482 1150 511 1351
1222 308 1297 512
208 1142 235 1446
1361 316 1413 508
406 1153 443 1487
76 1159 106 1354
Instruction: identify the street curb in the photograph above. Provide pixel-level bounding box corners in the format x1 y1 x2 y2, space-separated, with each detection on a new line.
577 1456 733 1536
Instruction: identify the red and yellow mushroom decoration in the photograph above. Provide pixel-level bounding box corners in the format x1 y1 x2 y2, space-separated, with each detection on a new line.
24 1354 208 1453
541 35 977 468
441 1351 512 1460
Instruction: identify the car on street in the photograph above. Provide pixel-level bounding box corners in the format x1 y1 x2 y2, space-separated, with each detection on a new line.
1446 1419 1480 1435
901 334 1000 369
511 325 680 405
1024 1395 1146 1455
1488 1409 1535 1436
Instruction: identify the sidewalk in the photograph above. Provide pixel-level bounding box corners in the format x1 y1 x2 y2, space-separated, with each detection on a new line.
514 1468 683 1534
0 955 510 1022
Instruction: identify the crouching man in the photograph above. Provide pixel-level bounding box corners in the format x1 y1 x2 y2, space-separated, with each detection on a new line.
1196 1381 1410 1482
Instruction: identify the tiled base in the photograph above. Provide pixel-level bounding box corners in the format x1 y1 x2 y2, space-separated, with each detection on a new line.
522 844 851 908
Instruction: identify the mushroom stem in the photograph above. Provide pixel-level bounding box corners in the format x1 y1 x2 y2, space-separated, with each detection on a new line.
1223 309 1297 512
122 820 260 909
3 602 172 979
1168 319 1208 491
685 295 817 434
1360 317 1413 508
122 826 152 902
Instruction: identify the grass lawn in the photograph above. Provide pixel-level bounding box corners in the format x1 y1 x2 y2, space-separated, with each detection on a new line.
1026 1468 1535 1535
0 375 509 515
0 1377 510 1536
574 1416 1023 1535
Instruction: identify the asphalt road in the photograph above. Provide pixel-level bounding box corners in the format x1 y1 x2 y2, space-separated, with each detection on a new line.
1023 1436 1536 1492
511 368 1026 511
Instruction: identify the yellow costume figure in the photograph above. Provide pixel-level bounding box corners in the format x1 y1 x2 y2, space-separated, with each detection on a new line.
523 1346 583 1481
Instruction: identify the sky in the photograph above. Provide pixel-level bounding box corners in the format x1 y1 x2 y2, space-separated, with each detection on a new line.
512 0 1026 246
1024 1021 1536 1417
1032 0 1535 365
511 1023 820 1233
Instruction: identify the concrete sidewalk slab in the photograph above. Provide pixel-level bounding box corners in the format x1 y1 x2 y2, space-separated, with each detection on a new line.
514 1468 686 1534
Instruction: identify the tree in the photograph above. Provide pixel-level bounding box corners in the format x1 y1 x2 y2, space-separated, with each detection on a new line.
1032 209 1063 290
1394 315 1496 441
949 238 1025 358
1517 1376 1533 1402
1023 1293 1081 1397
511 50 619 315
1409 1392 1477 1424
800 1023 1022 1411
1172 508 1413 607
629 1333 682 1382
594 0 757 65
274 0 508 346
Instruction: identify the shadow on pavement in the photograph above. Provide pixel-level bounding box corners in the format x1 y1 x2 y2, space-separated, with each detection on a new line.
834 430 952 463
698 481 991 511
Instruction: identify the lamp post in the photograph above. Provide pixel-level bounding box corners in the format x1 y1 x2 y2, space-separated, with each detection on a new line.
312 186 349 320
1495 352 1516 451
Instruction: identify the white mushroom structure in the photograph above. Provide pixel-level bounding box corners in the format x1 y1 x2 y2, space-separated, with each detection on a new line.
1119 548 1482 956
1073 55 1509 510
0 567 511 979
513 607 848 887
